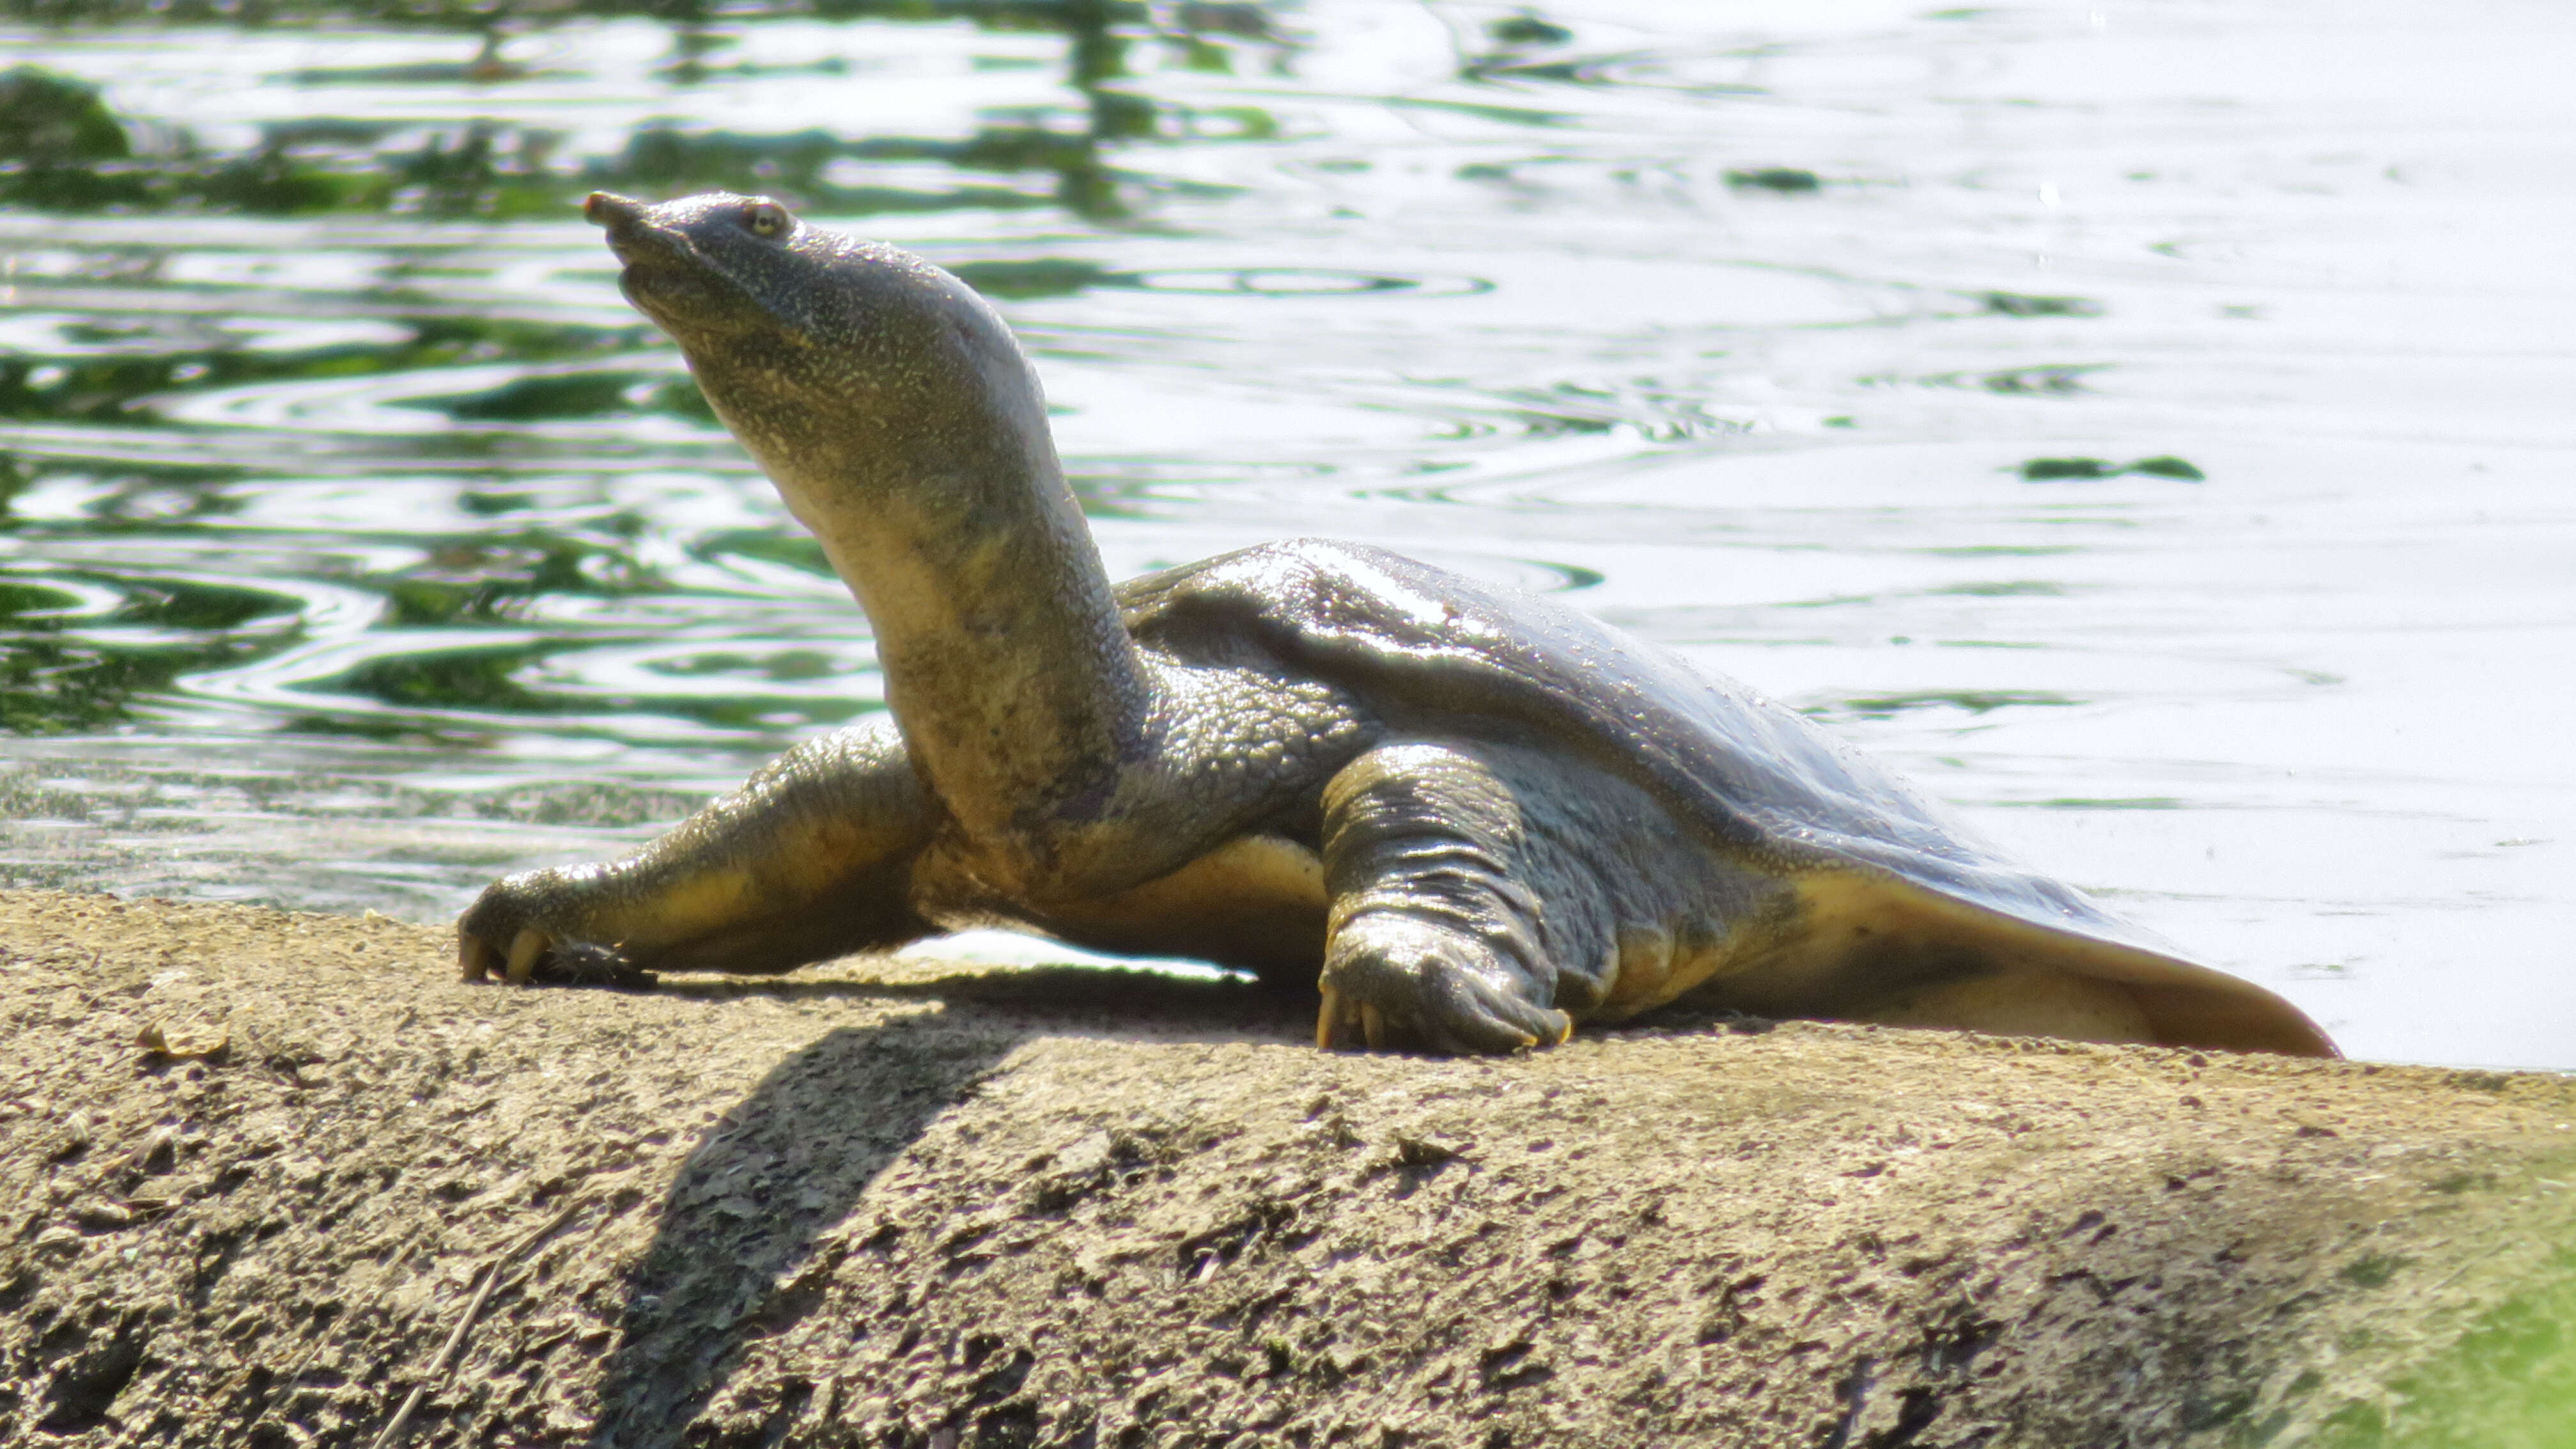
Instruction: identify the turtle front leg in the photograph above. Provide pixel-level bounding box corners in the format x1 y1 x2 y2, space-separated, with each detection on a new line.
458 717 936 985
1315 741 1612 1054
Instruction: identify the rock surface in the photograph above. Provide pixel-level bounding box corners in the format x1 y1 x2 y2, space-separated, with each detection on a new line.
1 888 2572 1448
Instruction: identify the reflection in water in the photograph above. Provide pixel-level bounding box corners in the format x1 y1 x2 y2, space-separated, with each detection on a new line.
1 0 1284 221
2 0 2573 1067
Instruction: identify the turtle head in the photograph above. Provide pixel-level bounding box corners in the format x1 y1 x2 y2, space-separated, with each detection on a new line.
584 190 1055 510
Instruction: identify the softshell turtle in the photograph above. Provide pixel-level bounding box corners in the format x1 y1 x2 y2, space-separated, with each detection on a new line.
456 190 2336 1059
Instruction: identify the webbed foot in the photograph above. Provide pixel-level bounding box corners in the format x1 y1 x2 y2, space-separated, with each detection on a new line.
454 720 942 989
1316 915 1572 1054
458 867 653 989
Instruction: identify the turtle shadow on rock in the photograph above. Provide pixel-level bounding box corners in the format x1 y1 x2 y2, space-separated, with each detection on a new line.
584 1008 1014 1449
584 965 1311 1449
827 961 1320 1033
647 960 1323 1041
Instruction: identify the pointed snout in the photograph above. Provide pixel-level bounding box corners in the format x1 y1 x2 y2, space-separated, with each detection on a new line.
584 190 648 229
586 190 688 272
582 189 791 343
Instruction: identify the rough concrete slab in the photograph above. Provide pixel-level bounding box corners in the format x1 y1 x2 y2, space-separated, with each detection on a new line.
2 889 2571 1447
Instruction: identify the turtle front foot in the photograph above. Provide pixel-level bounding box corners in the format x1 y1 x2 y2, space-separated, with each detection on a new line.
1316 915 1573 1055
459 935 656 991
457 868 656 991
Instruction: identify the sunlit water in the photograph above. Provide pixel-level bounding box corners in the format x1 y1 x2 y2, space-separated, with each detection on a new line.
2 0 2569 1067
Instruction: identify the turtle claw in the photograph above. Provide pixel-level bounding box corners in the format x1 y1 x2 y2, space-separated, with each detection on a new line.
456 867 655 991
505 927 548 984
460 934 500 982
1315 984 1375 1051
1319 915 1572 1056
460 920 656 991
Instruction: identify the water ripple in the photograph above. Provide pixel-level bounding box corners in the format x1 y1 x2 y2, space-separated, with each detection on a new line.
3 0 2572 1065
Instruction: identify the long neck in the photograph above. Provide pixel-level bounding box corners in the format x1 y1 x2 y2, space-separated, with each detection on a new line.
763 415 1153 853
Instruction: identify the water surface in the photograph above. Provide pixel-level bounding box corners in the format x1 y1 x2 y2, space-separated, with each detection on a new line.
3 0 2571 1067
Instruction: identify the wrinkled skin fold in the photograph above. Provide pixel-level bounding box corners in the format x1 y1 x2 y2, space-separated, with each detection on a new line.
457 190 2337 1060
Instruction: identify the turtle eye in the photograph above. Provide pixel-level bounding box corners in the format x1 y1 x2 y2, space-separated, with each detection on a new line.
743 201 790 239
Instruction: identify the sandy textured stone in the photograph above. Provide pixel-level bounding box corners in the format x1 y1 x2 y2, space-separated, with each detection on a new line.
1 888 2570 1448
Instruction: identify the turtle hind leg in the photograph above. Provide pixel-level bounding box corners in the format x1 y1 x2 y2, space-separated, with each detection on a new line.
1315 741 1604 1055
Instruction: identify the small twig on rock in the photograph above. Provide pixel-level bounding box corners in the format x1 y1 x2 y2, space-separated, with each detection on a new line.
233 1315 338 1443
366 1195 594 1449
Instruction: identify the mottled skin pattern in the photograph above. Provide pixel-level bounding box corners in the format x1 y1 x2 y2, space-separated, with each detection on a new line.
457 190 2338 1059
